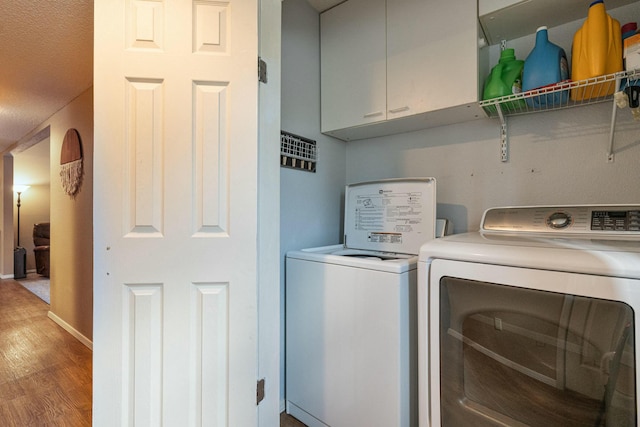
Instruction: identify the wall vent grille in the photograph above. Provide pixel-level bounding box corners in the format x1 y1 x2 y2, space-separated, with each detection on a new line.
280 131 317 172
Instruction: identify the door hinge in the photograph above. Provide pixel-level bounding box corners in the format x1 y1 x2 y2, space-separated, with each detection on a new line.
256 378 265 405
258 57 268 83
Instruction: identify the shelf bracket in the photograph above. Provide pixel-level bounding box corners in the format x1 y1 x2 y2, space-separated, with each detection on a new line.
606 74 623 163
479 70 639 163
496 103 508 162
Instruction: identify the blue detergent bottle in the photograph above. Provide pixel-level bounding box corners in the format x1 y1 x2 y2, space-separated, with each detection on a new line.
522 26 570 107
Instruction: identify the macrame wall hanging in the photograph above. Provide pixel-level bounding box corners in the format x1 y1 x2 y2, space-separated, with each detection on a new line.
60 128 84 197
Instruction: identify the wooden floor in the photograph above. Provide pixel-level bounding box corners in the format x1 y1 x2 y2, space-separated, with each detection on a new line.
0 278 92 425
0 277 315 426
281 412 307 427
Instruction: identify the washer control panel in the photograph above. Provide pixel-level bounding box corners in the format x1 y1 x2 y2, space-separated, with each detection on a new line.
482 205 640 235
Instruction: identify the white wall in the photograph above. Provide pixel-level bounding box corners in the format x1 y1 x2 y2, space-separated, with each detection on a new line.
281 0 347 248
31 88 93 344
346 103 640 233
280 0 347 409
14 139 51 272
346 1 640 232
281 0 640 411
13 183 50 271
47 88 93 343
1 156 14 277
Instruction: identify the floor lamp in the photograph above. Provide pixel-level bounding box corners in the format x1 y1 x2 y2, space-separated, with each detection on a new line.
14 185 29 279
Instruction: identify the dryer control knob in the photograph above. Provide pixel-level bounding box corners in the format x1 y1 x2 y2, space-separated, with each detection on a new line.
547 212 572 229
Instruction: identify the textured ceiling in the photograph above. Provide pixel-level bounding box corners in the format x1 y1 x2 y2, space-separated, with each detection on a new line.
0 0 93 154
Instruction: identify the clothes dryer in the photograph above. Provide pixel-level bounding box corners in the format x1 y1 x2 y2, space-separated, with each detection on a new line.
418 205 640 427
285 178 437 427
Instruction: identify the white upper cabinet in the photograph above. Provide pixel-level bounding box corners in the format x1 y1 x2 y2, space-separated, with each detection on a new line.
319 0 639 143
387 0 479 118
321 0 486 141
320 0 386 133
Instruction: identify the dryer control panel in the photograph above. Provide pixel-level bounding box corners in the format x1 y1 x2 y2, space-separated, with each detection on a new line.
481 205 640 236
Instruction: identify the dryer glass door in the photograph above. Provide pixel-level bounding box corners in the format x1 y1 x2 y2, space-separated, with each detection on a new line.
438 277 635 427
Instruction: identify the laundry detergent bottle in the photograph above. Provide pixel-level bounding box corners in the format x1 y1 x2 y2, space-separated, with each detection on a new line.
483 49 525 112
498 48 526 109
498 48 525 96
571 0 622 100
522 26 570 107
483 64 511 98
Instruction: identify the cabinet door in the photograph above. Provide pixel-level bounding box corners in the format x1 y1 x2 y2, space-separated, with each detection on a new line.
387 0 479 119
321 0 386 133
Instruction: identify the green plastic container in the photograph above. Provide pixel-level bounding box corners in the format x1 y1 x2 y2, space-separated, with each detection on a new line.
498 49 525 96
484 64 511 99
483 50 526 112
483 64 511 114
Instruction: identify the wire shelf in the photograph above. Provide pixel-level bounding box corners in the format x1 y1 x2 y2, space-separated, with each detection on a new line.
479 69 640 117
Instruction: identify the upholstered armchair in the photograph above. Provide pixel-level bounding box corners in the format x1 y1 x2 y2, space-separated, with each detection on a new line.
33 222 50 277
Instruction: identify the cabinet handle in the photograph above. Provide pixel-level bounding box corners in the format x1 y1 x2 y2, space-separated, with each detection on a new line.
389 106 410 114
363 111 383 118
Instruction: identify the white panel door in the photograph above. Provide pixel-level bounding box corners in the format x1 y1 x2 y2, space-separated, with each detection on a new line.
93 0 259 425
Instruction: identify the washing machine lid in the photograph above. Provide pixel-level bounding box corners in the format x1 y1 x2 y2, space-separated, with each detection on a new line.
287 244 417 273
344 178 436 255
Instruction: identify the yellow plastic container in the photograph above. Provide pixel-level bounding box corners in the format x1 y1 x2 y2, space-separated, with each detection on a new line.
571 0 623 101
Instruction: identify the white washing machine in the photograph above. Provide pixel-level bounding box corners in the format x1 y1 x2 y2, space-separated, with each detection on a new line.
285 178 438 427
418 205 640 427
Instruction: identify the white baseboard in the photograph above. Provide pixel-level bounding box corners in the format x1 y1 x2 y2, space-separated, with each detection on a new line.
2 269 37 279
286 401 328 427
48 311 93 350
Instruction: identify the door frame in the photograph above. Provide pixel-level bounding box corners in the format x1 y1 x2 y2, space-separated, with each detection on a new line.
257 0 282 425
